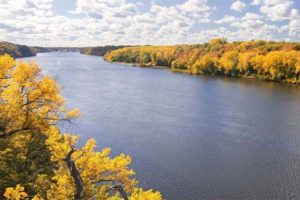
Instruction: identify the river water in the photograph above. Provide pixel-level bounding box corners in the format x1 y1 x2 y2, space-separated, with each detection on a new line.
21 52 300 200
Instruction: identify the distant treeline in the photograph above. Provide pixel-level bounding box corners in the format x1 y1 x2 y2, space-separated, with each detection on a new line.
0 41 129 58
0 42 36 58
81 45 130 56
104 39 300 84
0 41 84 58
35 47 83 52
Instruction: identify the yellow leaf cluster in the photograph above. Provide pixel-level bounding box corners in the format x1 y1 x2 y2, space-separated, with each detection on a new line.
129 189 162 200
3 185 28 200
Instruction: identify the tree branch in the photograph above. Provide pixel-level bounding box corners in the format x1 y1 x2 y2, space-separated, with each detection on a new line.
111 185 129 200
0 127 31 138
65 149 84 200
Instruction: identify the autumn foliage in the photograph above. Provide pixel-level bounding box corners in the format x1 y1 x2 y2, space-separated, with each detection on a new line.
0 55 162 200
104 39 300 84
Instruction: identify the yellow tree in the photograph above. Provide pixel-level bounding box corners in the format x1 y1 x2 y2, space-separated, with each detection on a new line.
0 56 79 139
4 127 162 200
192 53 218 75
238 52 256 74
0 55 162 200
263 51 284 80
250 54 265 76
219 51 239 75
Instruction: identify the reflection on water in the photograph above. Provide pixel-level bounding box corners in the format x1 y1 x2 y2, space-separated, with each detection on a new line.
20 52 300 200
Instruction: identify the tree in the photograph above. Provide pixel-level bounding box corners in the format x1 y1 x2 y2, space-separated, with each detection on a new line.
192 53 218 75
219 51 239 75
0 55 162 200
238 52 256 75
209 38 227 46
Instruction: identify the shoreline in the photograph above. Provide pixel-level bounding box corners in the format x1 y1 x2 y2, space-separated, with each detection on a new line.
110 61 170 69
16 52 300 86
107 60 300 85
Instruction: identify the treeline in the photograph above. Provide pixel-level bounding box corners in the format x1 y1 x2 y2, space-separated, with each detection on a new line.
34 47 83 53
81 45 130 56
0 42 36 58
104 39 300 84
0 41 84 58
0 55 162 200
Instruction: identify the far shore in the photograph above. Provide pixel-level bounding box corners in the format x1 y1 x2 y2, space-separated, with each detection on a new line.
111 61 169 69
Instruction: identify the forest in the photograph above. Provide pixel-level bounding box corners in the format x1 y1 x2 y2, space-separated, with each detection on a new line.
104 39 300 84
0 55 162 200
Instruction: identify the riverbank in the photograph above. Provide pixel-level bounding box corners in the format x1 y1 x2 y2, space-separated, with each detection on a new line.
109 60 300 85
81 46 130 56
111 61 169 69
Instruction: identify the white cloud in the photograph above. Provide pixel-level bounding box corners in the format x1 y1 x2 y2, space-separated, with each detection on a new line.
252 0 294 21
288 18 300 36
176 0 211 18
214 12 278 41
231 1 246 12
150 4 189 24
251 0 261 5
260 3 292 21
252 0 300 38
280 8 300 37
290 9 300 19
231 12 265 29
215 15 237 24
0 0 298 46
242 12 263 21
0 0 53 18
261 0 290 6
71 0 138 19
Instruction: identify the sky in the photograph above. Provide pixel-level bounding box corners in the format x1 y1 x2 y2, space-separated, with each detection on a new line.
0 0 299 47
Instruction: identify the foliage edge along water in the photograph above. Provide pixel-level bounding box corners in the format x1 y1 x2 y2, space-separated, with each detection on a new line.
102 39 300 84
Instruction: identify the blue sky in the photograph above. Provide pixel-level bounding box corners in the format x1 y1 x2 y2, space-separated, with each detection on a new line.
0 0 299 47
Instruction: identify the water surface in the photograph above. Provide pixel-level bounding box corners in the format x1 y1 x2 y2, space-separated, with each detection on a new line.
21 52 300 200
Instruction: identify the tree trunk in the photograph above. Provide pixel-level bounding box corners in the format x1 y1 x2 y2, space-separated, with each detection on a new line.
65 150 84 200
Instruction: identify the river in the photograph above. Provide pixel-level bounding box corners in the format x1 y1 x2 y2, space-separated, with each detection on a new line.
20 52 300 200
